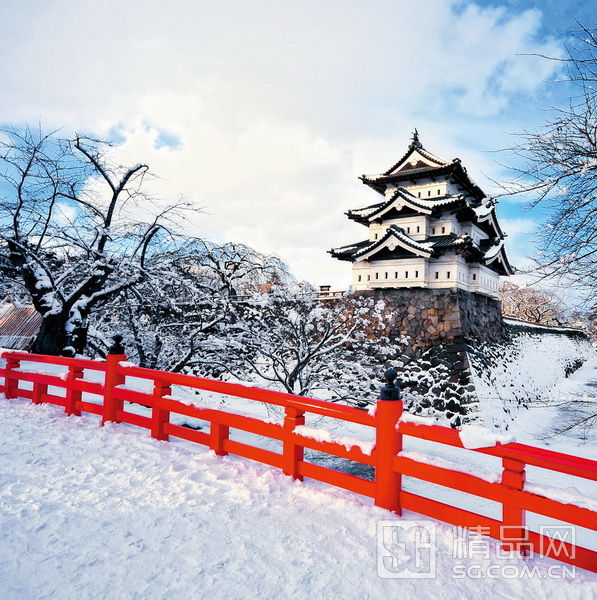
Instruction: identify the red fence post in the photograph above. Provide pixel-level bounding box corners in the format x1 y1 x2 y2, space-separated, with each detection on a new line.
3 356 21 399
374 368 403 514
102 336 127 426
151 380 171 441
501 457 527 553
283 406 305 480
65 364 83 416
210 421 230 456
32 382 48 404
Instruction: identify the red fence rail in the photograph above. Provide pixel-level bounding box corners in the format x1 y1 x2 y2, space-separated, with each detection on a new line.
1 350 596 573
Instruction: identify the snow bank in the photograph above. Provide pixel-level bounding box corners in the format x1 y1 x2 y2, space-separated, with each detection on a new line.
1 397 595 598
469 329 595 430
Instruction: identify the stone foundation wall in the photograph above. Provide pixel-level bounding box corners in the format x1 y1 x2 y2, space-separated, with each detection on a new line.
348 288 588 427
356 288 504 357
354 288 506 424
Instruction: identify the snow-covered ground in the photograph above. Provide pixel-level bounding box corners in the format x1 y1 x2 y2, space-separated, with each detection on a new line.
470 331 595 433
1 398 596 600
1 351 596 598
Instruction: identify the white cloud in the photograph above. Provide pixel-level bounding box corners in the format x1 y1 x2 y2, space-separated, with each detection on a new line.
0 0 564 287
498 216 537 273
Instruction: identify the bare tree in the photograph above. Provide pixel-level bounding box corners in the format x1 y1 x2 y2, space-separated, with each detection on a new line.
540 398 597 443
0 128 185 355
202 286 402 407
501 24 597 305
499 281 568 325
89 241 288 372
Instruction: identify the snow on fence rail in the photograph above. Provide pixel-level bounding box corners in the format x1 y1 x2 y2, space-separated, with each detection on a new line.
1 349 596 573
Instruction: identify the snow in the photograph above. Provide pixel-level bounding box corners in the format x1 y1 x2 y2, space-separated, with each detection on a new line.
503 318 585 334
1 397 595 599
293 424 375 455
459 424 514 450
483 239 505 261
525 483 597 512
399 412 436 426
469 330 595 432
472 200 496 219
399 450 501 483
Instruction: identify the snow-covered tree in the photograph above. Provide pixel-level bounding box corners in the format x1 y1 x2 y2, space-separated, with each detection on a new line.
499 281 568 325
200 286 403 407
89 240 288 372
0 128 186 355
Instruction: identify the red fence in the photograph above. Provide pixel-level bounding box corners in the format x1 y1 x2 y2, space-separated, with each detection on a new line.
1 350 596 573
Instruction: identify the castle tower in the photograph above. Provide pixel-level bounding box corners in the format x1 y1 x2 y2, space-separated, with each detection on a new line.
330 131 513 297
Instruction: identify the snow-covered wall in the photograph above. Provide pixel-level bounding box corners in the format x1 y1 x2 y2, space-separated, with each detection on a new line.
468 325 594 430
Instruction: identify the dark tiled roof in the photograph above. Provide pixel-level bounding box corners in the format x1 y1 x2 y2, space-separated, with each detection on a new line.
0 303 42 350
381 139 449 176
330 229 489 263
426 234 466 248
331 226 433 262
328 239 370 261
347 187 462 224
329 239 371 257
360 161 485 201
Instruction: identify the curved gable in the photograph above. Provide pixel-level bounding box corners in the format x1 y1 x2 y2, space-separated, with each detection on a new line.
355 226 432 261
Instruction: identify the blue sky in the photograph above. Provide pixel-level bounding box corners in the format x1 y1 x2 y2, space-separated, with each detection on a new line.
0 0 593 289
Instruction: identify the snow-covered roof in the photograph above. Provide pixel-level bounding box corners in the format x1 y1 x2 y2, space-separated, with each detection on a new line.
330 227 485 263
332 133 514 275
359 134 486 201
353 226 433 261
483 243 514 276
376 131 450 177
483 238 505 261
347 187 468 225
472 198 497 219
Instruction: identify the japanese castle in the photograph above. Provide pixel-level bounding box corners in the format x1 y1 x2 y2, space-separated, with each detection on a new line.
329 132 513 298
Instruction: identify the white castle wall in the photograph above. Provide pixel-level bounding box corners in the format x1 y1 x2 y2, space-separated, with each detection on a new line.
352 256 500 297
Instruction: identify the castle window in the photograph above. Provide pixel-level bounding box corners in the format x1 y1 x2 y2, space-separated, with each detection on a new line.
407 227 410 233
473 274 477 281
435 272 439 279
447 271 451 279
375 272 379 279
375 234 378 240
385 272 388 279
416 226 420 233
367 275 371 281
405 271 408 278
395 271 398 278
432 227 436 234
441 226 446 234
427 190 431 197
415 270 419 278
358 275 362 282
417 192 421 198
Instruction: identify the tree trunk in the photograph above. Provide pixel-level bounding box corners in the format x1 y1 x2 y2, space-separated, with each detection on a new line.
30 313 88 356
